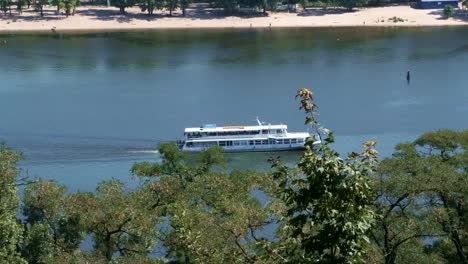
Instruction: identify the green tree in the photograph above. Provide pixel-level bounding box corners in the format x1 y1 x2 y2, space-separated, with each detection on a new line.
138 0 163 15
444 4 455 18
260 0 276 14
33 0 48 17
413 130 467 263
22 180 85 262
66 180 160 261
62 0 79 16
372 143 440 264
373 130 467 264
338 0 368 10
0 0 12 15
112 0 135 14
165 0 177 16
179 0 190 16
139 0 156 14
298 0 308 11
0 145 26 263
212 0 239 14
23 223 55 264
266 88 378 263
132 145 275 263
238 0 260 8
16 0 26 14
51 0 63 14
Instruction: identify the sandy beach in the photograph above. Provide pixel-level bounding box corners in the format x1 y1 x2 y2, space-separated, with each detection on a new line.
1 4 468 33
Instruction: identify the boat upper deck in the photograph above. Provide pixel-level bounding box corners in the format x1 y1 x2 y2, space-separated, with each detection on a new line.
184 124 287 133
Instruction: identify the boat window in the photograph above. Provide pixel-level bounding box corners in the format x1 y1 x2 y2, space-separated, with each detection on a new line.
298 138 304 143
192 141 216 147
249 140 254 145
255 140 262 145
233 141 240 146
276 129 282 134
284 139 290 144
262 140 268 145
291 139 297 144
262 130 268 134
219 141 226 146
276 139 283 144
190 132 201 138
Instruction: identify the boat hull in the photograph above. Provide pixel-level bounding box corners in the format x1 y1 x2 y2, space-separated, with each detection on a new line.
181 143 307 153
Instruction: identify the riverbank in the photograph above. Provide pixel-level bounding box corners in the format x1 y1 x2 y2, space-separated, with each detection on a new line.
1 4 468 33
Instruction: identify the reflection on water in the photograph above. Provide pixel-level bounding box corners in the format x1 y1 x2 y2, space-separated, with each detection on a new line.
1 28 448 72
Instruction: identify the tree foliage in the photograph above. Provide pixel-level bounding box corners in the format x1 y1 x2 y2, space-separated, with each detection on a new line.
22 179 85 262
139 0 163 15
33 0 48 16
443 4 455 18
266 88 378 263
112 0 136 14
337 0 368 10
16 0 26 14
0 0 12 15
62 0 79 16
132 144 275 263
373 130 467 264
0 145 26 263
66 180 160 261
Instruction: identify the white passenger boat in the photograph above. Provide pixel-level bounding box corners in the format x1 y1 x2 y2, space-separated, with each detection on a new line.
177 118 320 153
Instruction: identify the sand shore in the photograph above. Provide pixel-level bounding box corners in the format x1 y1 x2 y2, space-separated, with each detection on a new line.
1 4 468 33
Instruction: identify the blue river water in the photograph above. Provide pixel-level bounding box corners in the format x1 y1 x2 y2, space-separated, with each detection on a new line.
0 28 467 192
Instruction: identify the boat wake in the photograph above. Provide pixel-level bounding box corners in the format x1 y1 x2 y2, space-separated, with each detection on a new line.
127 150 159 154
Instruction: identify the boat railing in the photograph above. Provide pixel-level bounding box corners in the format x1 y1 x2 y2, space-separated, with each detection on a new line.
186 133 290 140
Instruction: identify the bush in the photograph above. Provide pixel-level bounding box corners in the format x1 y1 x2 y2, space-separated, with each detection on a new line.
443 5 455 18
305 0 338 8
337 0 368 10
388 16 405 22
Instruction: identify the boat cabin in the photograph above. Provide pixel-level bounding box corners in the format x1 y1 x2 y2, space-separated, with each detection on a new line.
184 137 306 148
184 124 288 139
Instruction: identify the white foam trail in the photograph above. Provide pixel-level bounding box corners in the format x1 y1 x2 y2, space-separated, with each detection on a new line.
384 98 423 108
127 150 159 154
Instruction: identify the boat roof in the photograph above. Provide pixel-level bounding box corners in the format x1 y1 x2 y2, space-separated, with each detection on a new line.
184 124 287 133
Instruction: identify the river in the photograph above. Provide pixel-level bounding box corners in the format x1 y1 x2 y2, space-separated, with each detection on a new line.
1 27 467 191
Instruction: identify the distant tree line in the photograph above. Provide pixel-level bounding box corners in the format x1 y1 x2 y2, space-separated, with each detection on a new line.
0 0 434 17
0 88 466 264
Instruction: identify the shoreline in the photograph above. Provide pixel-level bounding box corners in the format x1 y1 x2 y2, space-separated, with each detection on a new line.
1 5 468 34
2 24 468 35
